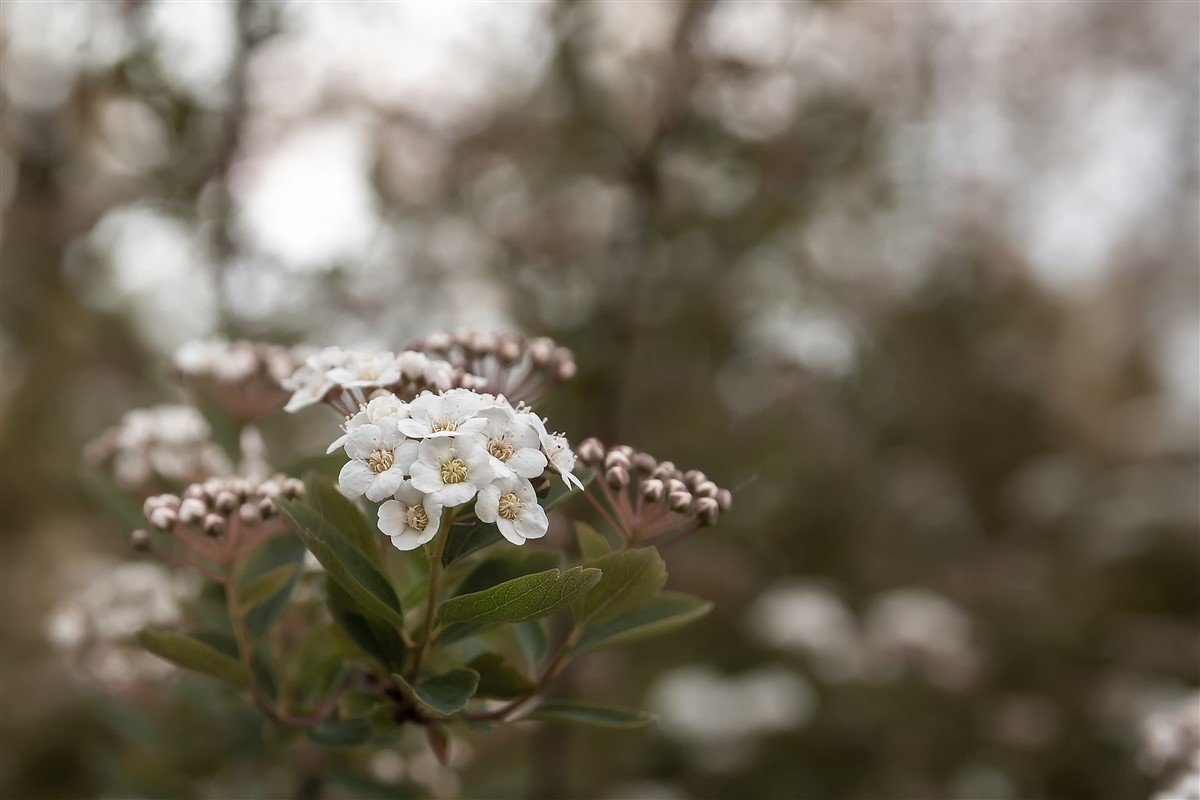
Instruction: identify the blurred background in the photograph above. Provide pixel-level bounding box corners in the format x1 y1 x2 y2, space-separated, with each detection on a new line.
2 1 1198 798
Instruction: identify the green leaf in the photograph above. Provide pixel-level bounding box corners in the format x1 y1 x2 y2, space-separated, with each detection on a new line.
238 533 307 636
573 592 713 654
279 498 405 630
308 718 372 747
325 578 408 671
573 549 667 626
239 564 298 609
440 519 502 566
466 653 535 699
394 668 480 716
514 619 549 664
304 472 382 566
138 629 251 690
544 469 594 511
575 521 612 560
338 690 384 719
437 566 602 625
521 701 656 729
454 549 563 597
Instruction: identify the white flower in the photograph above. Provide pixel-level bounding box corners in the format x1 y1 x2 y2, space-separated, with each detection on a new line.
282 347 348 411
338 420 419 501
377 480 443 551
399 388 488 439
326 393 409 454
528 413 584 490
475 474 548 545
409 435 494 507
327 350 402 389
478 405 548 479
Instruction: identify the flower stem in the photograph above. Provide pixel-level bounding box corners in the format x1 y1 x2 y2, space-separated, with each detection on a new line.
463 625 583 722
407 509 452 682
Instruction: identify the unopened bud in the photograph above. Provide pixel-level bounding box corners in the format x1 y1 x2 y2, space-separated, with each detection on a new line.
202 513 226 537
215 490 239 513
667 478 687 496
641 478 665 502
239 502 262 525
149 508 177 531
651 461 677 481
606 466 630 490
183 484 205 500
283 477 305 498
576 438 605 465
497 338 522 363
604 450 631 470
130 529 151 551
556 359 577 382
683 470 706 488
178 498 207 524
668 491 693 512
258 497 277 518
694 480 718 499
632 452 657 474
528 337 555 365
426 331 453 350
695 496 720 526
716 488 733 512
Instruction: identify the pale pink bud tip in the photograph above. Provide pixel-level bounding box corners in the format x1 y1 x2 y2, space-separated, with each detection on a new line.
716 488 732 512
641 478 665 502
130 529 151 550
576 438 605 465
606 466 630 490
668 491 693 512
695 497 720 526
202 513 226 536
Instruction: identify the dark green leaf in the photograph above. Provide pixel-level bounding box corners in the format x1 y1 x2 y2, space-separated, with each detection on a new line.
454 549 563 597
304 472 382 566
514 619 549 664
338 690 384 718
437 567 602 625
239 533 307 635
279 498 405 629
325 578 408 671
466 653 535 699
543 468 594 511
138 629 251 690
393 668 480 716
239 564 297 609
440 519 501 565
522 701 656 729
574 521 612 560
574 592 713 654
573 549 667 625
308 718 372 747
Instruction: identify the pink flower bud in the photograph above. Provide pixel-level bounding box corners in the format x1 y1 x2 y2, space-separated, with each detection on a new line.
576 438 605 465
694 480 718 499
716 489 732 512
203 513 226 536
606 466 630 490
668 491 693 512
178 498 207 524
215 491 239 513
604 450 631 470
695 497 720 526
130 529 151 551
149 508 177 531
641 478 665 502
632 452 657 474
239 502 262 525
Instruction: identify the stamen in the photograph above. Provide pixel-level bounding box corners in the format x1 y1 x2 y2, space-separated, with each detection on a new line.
440 457 468 484
405 504 429 531
430 418 458 433
366 449 394 474
487 436 514 462
498 492 522 520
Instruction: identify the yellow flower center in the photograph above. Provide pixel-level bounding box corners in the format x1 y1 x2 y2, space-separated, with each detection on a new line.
440 457 468 484
498 492 522 520
405 504 428 531
487 436 514 462
430 418 458 433
366 449 394 474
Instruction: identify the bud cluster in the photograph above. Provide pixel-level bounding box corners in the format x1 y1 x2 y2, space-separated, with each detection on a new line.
283 347 484 416
174 339 303 422
136 475 304 572
85 405 231 494
575 438 731 546
408 330 576 404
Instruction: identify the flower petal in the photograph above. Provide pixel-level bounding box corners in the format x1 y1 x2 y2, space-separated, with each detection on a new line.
507 448 548 479
496 517 525 545
338 460 375 498
409 462 442 494
365 467 404 502
475 484 500 523
345 424 383 460
514 503 549 541
436 482 477 508
376 499 407 537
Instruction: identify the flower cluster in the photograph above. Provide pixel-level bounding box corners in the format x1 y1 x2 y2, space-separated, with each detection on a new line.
283 347 483 416
575 438 731 546
85 404 231 493
174 339 303 422
406 330 576 404
331 388 579 550
138 475 304 571
46 560 197 693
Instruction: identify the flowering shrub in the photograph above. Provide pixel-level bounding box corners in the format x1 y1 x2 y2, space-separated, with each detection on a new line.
100 333 730 760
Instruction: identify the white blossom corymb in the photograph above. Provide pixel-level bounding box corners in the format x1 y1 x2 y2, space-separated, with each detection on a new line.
328 386 584 550
283 347 482 415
